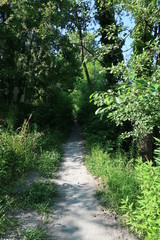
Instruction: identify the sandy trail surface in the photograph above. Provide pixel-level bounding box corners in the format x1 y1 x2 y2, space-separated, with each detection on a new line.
47 122 137 240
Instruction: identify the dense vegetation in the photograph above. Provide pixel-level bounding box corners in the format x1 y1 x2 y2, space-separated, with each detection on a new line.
0 0 160 239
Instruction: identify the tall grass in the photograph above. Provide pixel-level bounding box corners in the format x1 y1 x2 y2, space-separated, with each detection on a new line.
84 134 160 239
0 120 39 189
0 117 68 237
85 145 138 212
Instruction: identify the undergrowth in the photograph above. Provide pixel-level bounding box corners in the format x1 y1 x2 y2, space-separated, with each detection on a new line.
121 158 160 239
85 145 138 213
0 120 39 188
84 135 160 239
12 180 57 213
0 118 66 237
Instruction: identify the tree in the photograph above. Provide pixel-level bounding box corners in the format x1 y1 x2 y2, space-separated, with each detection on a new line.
72 0 93 89
91 0 160 160
95 0 123 86
0 0 81 105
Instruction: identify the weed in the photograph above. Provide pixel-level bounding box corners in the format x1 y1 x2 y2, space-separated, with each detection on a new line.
85 145 110 178
0 126 63 236
106 164 138 212
85 139 160 239
37 150 61 178
0 197 17 235
22 226 48 240
14 180 57 213
0 120 39 187
121 158 160 239
85 145 138 213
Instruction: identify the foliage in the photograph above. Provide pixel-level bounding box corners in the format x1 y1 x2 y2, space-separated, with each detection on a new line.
71 63 123 150
91 0 160 161
85 136 160 238
113 0 160 54
1 0 160 239
71 60 129 151
71 78 95 123
0 0 80 104
70 40 106 124
95 0 123 86
121 158 160 239
91 47 160 139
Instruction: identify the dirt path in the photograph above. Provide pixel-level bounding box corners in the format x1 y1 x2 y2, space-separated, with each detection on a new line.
47 122 137 240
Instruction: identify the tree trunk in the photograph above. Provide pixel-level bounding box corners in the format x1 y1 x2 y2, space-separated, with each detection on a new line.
8 78 14 104
75 9 92 89
95 0 123 86
80 35 92 88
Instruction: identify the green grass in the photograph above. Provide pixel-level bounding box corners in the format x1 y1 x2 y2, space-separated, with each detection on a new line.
22 226 48 240
85 145 139 213
0 196 18 236
0 126 38 187
14 180 57 213
0 121 66 237
84 138 160 239
37 150 61 178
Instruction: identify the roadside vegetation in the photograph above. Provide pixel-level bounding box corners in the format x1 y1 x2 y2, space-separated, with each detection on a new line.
83 129 160 239
0 81 73 238
0 101 73 238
